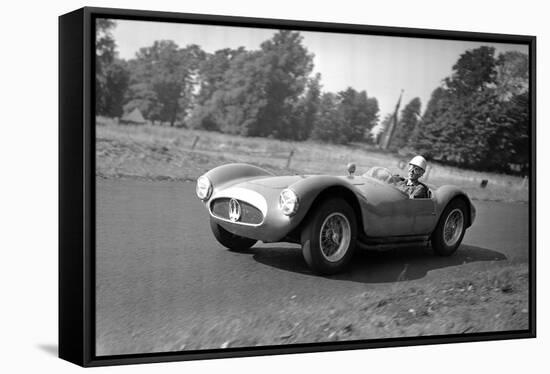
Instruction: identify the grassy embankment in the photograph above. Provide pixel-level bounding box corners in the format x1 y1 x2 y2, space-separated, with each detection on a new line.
162 261 528 350
96 119 528 202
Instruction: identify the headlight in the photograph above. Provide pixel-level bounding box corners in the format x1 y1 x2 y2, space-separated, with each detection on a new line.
278 189 299 216
196 175 212 200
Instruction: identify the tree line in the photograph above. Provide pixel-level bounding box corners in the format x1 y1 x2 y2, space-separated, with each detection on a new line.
96 21 379 143
96 20 529 174
390 47 529 174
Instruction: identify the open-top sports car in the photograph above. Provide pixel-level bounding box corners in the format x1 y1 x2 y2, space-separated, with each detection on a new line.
196 163 476 275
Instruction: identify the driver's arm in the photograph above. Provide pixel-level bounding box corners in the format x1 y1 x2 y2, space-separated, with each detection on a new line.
389 174 404 184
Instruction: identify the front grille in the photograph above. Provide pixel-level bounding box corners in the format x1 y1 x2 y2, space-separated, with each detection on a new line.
210 198 263 225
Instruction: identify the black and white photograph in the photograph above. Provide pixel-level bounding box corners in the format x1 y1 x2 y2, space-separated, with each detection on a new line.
4 0 550 372
93 14 533 357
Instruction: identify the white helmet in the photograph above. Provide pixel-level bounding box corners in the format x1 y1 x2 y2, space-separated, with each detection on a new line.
409 155 427 171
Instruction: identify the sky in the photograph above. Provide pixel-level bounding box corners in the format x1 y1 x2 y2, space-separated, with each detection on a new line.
110 19 528 128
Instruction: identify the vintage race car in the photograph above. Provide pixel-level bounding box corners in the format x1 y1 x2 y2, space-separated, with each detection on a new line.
196 163 476 274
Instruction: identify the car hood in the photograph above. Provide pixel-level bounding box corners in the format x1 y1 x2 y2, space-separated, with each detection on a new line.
234 174 375 191
222 174 391 199
245 175 310 189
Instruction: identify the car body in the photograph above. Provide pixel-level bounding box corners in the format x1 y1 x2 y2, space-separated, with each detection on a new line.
196 162 476 274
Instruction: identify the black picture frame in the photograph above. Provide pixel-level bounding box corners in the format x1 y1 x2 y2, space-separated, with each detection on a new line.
59 6 536 367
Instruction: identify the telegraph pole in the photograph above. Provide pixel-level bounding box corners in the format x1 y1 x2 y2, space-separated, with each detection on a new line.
381 89 404 150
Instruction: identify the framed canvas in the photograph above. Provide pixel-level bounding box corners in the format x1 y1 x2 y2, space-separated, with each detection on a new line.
59 6 536 367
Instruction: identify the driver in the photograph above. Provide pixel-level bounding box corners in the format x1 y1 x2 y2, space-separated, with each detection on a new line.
393 155 429 199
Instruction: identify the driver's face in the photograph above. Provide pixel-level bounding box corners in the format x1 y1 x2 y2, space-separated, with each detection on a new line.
408 164 424 181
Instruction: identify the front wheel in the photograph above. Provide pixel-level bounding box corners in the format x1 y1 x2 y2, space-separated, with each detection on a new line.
210 219 257 251
301 198 357 275
431 198 468 256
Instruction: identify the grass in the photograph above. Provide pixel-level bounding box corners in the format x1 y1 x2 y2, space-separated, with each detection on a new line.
95 259 528 354
159 262 529 351
96 120 529 202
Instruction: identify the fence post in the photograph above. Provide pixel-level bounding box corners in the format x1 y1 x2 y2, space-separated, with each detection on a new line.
286 150 295 169
521 176 528 189
191 136 200 150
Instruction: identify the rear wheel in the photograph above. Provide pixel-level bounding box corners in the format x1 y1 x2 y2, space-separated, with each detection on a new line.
431 198 467 256
210 219 257 251
300 198 357 275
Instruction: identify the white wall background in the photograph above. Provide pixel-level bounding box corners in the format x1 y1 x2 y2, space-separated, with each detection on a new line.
0 0 546 372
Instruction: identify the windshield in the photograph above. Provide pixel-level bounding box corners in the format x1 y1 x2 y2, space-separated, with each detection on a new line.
364 166 393 183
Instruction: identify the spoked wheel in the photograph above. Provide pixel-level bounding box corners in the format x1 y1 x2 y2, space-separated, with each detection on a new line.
210 218 257 251
443 208 464 247
319 213 352 263
301 198 357 275
432 198 468 256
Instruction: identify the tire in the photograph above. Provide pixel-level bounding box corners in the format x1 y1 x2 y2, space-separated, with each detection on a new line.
431 198 468 256
300 198 357 275
210 219 257 251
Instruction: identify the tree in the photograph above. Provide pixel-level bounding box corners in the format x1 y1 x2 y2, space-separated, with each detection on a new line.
95 19 129 117
337 88 363 142
503 91 529 173
190 50 270 135
254 30 314 138
391 97 421 150
125 41 205 126
412 46 529 173
484 91 529 173
413 47 502 167
444 46 497 97
188 47 247 130
442 89 502 168
189 30 314 138
495 51 529 100
333 88 379 144
414 86 504 169
309 87 380 145
96 19 116 75
101 60 129 117
194 48 246 106
411 87 448 158
311 93 343 142
290 73 322 140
